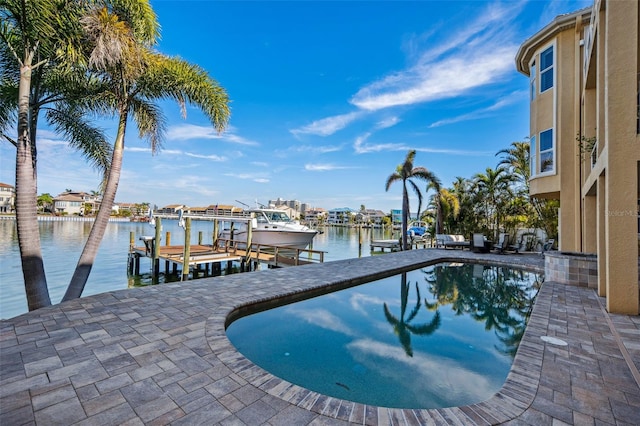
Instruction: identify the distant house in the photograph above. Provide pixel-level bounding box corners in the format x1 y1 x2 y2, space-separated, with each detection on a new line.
156 204 185 214
390 209 418 225
390 209 402 225
356 209 386 225
0 183 15 213
116 202 149 216
304 208 327 223
53 191 100 216
54 194 84 215
327 207 354 225
186 206 208 215
205 204 243 216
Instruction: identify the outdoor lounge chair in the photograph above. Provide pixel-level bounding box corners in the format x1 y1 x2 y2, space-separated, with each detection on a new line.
493 233 510 254
540 239 555 257
436 234 470 249
471 233 490 253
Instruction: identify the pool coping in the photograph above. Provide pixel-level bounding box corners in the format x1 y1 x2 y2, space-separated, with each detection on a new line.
1 249 639 425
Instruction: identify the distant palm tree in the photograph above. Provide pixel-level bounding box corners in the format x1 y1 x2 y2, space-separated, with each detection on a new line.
497 140 558 241
385 150 440 250
62 3 230 300
383 272 441 357
432 187 460 235
473 167 514 240
496 141 530 192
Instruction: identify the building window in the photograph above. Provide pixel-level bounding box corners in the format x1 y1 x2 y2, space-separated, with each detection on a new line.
530 61 536 101
530 135 537 176
539 128 554 173
540 46 553 92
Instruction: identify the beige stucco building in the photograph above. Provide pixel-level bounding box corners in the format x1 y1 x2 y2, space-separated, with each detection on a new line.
516 0 639 314
0 182 15 213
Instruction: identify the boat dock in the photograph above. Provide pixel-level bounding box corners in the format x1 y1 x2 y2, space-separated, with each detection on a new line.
129 239 324 278
370 237 432 252
128 213 325 280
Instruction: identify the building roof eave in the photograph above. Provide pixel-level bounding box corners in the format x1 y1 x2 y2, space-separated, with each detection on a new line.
515 7 592 75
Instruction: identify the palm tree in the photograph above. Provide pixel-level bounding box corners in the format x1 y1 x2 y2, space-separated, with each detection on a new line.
63 3 230 300
437 188 460 234
1 0 112 310
496 141 559 241
383 272 441 357
385 150 440 250
496 141 530 192
473 167 514 240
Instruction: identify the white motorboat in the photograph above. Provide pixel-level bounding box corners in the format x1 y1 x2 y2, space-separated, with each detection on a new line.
220 208 318 249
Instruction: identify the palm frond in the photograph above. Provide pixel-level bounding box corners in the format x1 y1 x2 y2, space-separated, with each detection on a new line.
45 105 112 173
139 54 230 131
384 172 401 191
108 0 160 45
129 97 165 153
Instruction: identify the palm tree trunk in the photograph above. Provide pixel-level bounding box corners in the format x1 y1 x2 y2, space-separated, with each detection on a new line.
16 62 51 310
436 198 443 235
402 186 409 250
63 110 127 301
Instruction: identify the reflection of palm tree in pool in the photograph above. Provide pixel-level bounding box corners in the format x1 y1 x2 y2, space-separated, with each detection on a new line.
383 272 441 357
471 267 532 333
422 264 539 357
422 264 469 312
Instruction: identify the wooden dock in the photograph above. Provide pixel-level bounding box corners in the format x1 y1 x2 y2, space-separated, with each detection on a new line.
129 239 325 280
127 214 325 281
370 237 432 252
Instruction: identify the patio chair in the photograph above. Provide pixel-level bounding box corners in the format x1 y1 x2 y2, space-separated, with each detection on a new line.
541 239 555 257
471 233 490 253
493 233 510 254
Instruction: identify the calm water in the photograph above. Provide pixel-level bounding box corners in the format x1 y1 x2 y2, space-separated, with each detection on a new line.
226 263 541 409
0 219 393 320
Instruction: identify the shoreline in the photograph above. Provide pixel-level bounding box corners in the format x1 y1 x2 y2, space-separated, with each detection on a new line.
0 214 131 222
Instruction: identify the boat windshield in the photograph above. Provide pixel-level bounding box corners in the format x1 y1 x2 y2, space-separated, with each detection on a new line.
266 211 291 222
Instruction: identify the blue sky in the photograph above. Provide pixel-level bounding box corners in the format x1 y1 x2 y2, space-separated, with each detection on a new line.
0 0 591 213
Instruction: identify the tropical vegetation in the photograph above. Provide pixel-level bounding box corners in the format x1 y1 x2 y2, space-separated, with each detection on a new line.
1 0 230 310
387 141 559 250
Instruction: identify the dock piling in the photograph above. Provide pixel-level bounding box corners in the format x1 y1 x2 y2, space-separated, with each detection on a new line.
152 217 162 279
182 217 191 281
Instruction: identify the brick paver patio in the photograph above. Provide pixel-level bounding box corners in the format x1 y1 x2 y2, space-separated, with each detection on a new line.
1 249 639 425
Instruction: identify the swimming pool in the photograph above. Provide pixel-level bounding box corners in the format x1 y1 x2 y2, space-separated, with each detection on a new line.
226 262 541 409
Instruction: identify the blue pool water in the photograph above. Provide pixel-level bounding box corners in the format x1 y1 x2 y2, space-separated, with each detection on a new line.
226 263 542 409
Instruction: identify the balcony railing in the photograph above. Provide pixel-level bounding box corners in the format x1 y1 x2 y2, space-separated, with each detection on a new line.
590 140 598 169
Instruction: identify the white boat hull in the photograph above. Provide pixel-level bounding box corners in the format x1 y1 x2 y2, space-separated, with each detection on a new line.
221 228 317 249
219 207 318 249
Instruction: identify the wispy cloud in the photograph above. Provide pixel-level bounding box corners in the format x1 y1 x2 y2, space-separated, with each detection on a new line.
353 133 493 156
375 116 401 130
290 111 365 137
414 147 494 156
429 90 526 128
353 133 409 154
223 172 269 183
126 146 227 161
167 123 258 146
304 163 352 171
350 2 523 111
276 144 344 157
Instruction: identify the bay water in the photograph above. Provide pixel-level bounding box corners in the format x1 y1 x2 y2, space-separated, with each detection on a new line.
0 219 394 320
